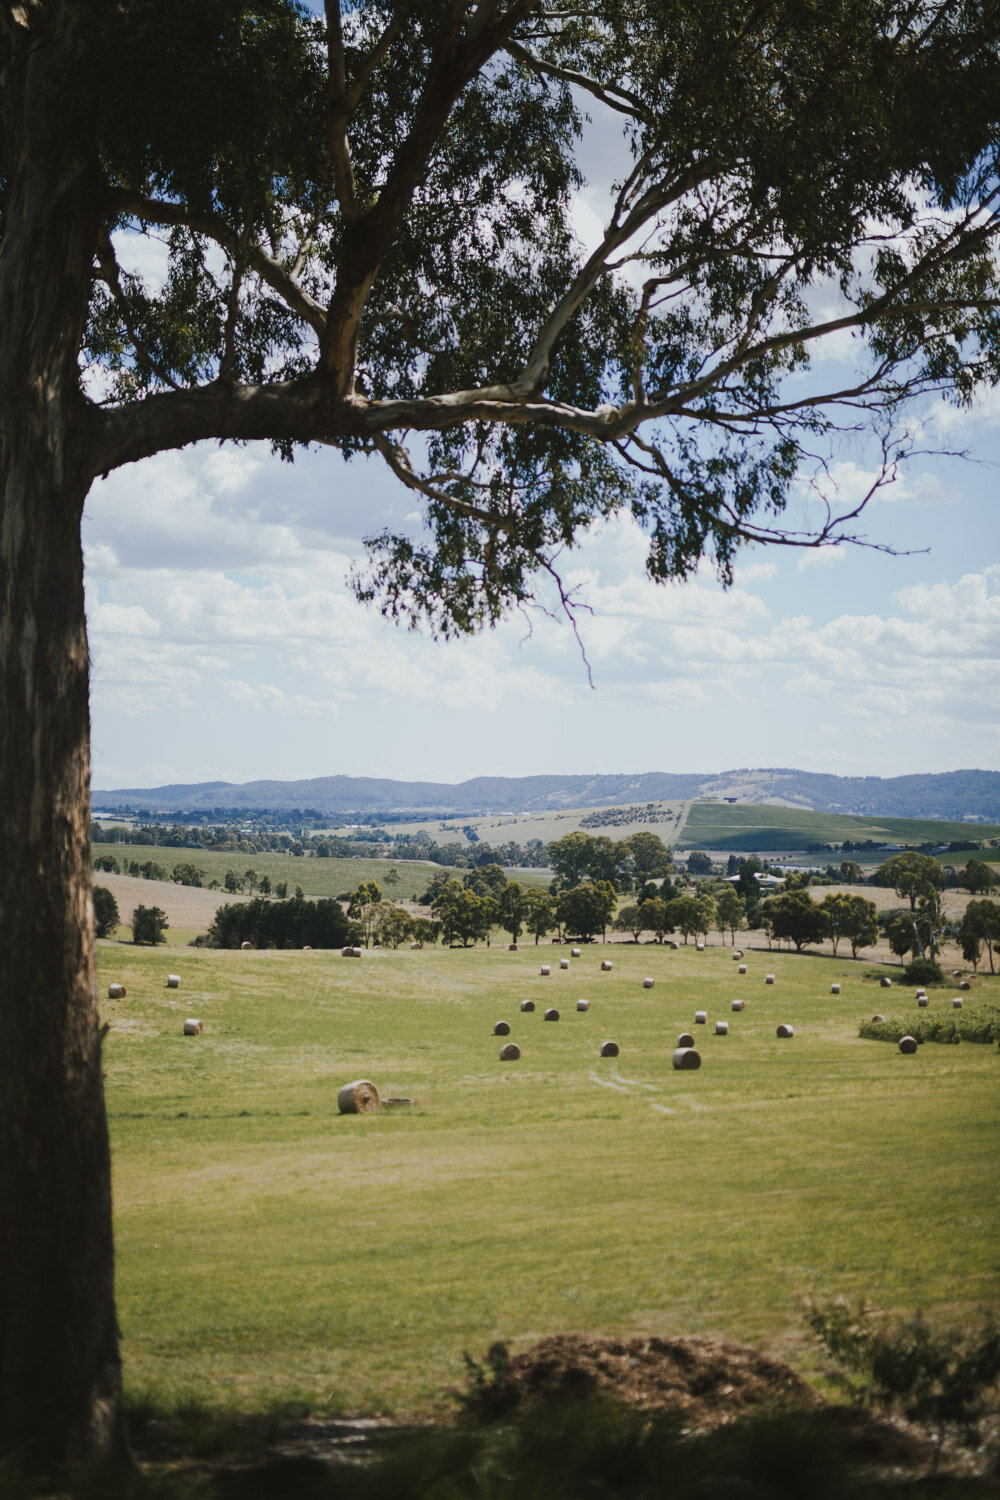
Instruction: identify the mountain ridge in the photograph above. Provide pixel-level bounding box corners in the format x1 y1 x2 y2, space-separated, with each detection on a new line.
90 768 1000 822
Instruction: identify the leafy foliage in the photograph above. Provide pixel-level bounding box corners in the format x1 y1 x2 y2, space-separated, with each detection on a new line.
92 886 120 940
131 905 168 946
207 894 351 949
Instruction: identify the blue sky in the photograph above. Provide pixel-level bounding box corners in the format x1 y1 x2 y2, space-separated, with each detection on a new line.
84 43 1000 792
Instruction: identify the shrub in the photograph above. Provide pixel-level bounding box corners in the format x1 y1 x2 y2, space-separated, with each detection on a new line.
859 1012 1000 1046
93 885 119 939
804 1298 1000 1453
902 956 944 986
131 905 168 945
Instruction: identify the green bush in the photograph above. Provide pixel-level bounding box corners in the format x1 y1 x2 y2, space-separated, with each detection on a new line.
859 1011 1000 1046
902 956 944 986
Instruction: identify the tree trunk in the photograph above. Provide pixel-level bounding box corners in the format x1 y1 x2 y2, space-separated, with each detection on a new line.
0 13 127 1475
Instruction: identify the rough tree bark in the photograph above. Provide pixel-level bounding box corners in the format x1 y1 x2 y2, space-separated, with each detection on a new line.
0 12 127 1473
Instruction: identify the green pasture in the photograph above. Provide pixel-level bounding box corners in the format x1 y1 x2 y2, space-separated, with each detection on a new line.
100 940 1000 1419
94 849 458 903
680 802 1000 853
381 804 686 847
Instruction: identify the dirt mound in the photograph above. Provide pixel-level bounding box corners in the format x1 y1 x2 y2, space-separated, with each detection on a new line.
469 1333 820 1429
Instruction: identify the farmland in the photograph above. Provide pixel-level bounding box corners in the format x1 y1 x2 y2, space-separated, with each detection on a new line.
100 937 1000 1418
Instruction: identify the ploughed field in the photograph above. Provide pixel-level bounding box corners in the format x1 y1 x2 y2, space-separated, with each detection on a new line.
101 940 1000 1417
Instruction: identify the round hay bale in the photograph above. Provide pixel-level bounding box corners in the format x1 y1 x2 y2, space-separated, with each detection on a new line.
571 947 582 958
166 974 180 989
494 1021 511 1036
520 999 536 1012
694 1010 707 1024
411 941 423 950
544 1007 560 1022
871 1013 886 1022
183 1019 203 1036
830 984 841 995
342 946 354 957
917 996 929 1007
952 997 963 1009
959 980 971 990
695 941 705 952
952 968 962 977
240 941 252 951
880 976 892 988
776 1024 794 1038
668 939 680 950
765 974 775 984
915 989 927 999
672 1047 701 1070
108 983 126 999
351 947 363 959
576 998 590 1012
600 960 613 971
677 1032 695 1048
540 964 551 976
732 950 744 960
302 945 312 952
715 1021 728 1035
338 1080 380 1114
642 977 655 989
499 1042 521 1061
899 1035 918 1054
560 958 570 969
600 1040 619 1057
738 964 747 975
508 943 518 951
731 999 745 1012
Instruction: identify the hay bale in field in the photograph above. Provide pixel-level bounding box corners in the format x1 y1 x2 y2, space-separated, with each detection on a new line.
765 974 775 985
108 983 126 999
352 947 363 958
342 946 354 957
643 977 655 989
830 983 841 995
776 1024 794 1038
738 964 747 975
508 943 518 951
731 999 745 1012
601 960 613 971
540 964 551 975
871 1014 886 1022
600 1040 619 1057
571 947 582 958
918 996 929 1007
338 1079 380 1114
952 969 962 978
694 1010 707 1024
520 999 536 1012
499 1042 521 1061
544 1007 560 1022
715 1021 728 1035
411 941 423 950
880 976 892 988
959 980 971 990
560 958 570 969
952 997 963 1009
494 1021 511 1036
732 950 744 960
577 998 590 1012
677 1032 695 1047
899 1035 918 1054
672 1047 701 1070
183 1019 202 1036
696 941 705 952
668 940 680 950
240 941 253 950
166 974 180 989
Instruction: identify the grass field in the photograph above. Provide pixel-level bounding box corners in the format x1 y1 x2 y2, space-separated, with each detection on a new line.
680 803 1000 853
100 938 1000 1419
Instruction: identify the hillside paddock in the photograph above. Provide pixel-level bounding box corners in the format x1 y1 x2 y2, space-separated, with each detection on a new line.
100 938 999 1420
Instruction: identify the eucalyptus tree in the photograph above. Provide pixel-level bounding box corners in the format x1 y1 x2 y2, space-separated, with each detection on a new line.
4 0 1000 1475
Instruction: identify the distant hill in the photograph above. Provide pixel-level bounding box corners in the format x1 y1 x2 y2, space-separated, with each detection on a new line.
91 767 1000 822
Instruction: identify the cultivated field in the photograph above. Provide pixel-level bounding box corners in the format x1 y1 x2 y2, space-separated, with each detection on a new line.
680 802 1000 853
100 938 1000 1418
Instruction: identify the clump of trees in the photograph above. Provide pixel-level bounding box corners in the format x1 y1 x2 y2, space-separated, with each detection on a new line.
131 906 168 946
208 895 352 950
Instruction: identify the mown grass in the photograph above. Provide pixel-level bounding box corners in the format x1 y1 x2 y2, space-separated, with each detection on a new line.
101 940 1000 1418
93 851 460 904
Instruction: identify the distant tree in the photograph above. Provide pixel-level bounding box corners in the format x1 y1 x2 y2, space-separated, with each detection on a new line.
874 852 945 910
244 868 258 894
92 887 119 940
958 899 1000 974
275 881 288 900
348 881 385 947
664 894 703 944
410 918 442 947
372 903 412 949
258 875 272 896
556 882 617 942
93 854 120 874
840 860 864 884
523 889 557 945
686 851 714 876
224 870 241 894
958 858 997 895
548 832 596 891
171 862 204 887
843 895 880 958
715 887 745 945
497 882 527 945
613 905 646 942
131 906 168 946
624 831 673 883
761 890 828 952
819 892 854 956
